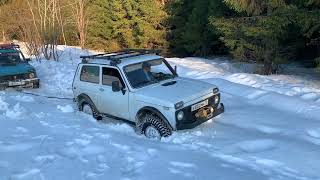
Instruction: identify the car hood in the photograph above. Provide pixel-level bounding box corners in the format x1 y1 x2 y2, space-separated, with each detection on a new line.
134 77 217 108
0 63 35 76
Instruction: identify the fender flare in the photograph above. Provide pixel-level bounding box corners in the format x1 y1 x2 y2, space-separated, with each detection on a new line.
136 106 173 131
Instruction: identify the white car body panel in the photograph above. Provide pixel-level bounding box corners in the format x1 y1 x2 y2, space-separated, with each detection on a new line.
73 64 101 106
96 66 130 120
132 77 217 107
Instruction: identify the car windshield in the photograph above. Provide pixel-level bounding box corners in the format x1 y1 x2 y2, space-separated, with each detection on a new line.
0 51 22 64
124 59 175 88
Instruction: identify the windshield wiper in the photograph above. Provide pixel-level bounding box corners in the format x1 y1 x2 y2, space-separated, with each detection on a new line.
155 73 175 81
134 80 152 88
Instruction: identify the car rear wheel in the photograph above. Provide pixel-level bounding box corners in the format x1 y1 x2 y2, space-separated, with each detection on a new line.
141 113 172 139
80 102 102 120
82 104 93 115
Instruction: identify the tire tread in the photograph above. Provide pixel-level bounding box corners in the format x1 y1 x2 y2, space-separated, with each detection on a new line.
140 113 172 137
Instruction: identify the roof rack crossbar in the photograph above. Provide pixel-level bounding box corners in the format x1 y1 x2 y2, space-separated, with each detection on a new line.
80 49 161 65
107 52 140 60
109 53 145 61
125 49 161 55
80 50 124 59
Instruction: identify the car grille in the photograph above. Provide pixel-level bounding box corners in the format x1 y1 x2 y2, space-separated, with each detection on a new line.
176 94 220 124
0 73 29 82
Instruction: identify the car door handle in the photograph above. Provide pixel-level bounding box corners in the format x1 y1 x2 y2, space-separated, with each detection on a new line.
99 88 104 92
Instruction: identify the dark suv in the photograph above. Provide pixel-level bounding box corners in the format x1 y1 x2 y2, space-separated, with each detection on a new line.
0 43 39 89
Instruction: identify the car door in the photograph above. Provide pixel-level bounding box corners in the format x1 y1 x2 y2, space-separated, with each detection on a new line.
74 64 101 106
97 66 129 120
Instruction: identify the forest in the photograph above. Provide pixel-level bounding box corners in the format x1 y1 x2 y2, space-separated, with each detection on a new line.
0 0 319 74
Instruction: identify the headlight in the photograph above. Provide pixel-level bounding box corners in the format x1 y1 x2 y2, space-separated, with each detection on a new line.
175 101 184 109
29 73 35 79
214 96 219 104
213 88 219 94
177 111 184 121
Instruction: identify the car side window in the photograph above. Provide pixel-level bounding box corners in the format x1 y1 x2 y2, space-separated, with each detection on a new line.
102 67 124 88
80 65 100 84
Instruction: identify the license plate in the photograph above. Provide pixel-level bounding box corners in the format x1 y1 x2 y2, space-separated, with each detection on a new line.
9 81 25 86
191 99 208 112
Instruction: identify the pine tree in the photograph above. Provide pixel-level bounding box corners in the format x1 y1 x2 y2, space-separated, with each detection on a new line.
167 0 229 56
87 0 167 52
211 0 320 74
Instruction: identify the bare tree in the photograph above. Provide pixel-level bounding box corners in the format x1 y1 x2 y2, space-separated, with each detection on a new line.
26 0 64 61
72 0 88 49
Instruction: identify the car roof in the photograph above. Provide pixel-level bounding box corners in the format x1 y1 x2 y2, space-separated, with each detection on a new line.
0 49 19 54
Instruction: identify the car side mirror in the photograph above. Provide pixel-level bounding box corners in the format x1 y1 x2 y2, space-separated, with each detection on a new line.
112 81 121 92
174 65 178 74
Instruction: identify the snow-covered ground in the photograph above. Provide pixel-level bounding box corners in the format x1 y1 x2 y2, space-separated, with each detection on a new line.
1 46 320 180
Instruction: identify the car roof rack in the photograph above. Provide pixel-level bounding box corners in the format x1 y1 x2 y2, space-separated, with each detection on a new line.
0 43 20 50
80 49 161 65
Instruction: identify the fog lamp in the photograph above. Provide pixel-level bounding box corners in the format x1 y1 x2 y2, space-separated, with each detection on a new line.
177 111 184 121
214 96 219 104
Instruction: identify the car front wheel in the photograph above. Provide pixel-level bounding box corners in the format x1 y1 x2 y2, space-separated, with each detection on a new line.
141 113 172 139
33 81 40 89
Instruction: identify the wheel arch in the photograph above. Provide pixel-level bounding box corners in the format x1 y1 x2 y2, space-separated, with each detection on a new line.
77 93 97 110
136 106 173 131
77 93 102 120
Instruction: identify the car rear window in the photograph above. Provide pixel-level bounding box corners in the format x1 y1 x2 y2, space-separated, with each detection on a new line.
80 65 100 84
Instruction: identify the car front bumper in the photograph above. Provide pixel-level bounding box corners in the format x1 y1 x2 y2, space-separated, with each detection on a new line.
176 103 225 130
0 78 40 89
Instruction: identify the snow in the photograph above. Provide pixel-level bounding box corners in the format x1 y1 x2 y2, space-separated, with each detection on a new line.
307 128 320 139
168 57 320 105
236 139 277 153
4 103 26 119
0 46 320 180
57 105 74 113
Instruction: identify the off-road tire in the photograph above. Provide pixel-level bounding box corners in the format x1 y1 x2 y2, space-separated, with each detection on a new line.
79 100 102 120
140 113 172 138
33 81 40 89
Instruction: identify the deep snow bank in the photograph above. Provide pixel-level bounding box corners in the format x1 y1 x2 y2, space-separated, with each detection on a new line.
205 78 320 121
29 46 92 97
167 57 320 105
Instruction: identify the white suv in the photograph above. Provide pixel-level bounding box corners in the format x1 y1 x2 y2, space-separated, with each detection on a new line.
72 49 224 139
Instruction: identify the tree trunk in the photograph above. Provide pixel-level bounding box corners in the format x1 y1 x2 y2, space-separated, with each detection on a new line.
73 0 87 49
2 30 5 42
263 50 273 75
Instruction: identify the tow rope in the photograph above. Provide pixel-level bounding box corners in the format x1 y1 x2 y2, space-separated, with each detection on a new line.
16 89 74 100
